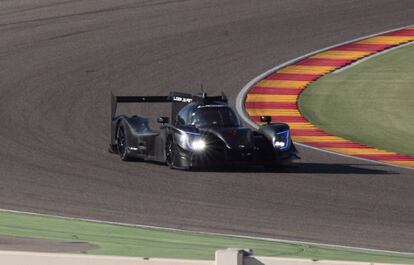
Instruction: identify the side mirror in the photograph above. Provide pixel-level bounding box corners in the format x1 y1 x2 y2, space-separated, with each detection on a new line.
157 117 169 124
260 116 272 125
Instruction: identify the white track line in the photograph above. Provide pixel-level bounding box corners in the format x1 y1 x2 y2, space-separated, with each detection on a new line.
294 142 414 170
1 208 414 257
235 24 414 171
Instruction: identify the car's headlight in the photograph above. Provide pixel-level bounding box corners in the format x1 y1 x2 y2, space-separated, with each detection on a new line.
273 130 290 151
179 132 206 151
274 141 286 148
190 139 206 151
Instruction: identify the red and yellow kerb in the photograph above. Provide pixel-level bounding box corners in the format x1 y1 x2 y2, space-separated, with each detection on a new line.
245 27 414 168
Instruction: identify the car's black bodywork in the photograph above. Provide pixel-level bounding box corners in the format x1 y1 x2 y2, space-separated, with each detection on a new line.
109 92 299 170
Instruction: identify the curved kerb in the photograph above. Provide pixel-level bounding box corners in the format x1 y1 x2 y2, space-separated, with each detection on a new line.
236 25 414 169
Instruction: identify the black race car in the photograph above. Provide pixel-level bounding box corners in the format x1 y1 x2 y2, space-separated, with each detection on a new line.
109 92 299 170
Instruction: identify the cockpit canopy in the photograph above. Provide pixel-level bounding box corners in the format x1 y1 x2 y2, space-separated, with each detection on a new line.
176 102 241 128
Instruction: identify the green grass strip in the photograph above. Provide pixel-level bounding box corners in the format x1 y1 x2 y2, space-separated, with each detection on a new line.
0 211 414 263
299 43 414 157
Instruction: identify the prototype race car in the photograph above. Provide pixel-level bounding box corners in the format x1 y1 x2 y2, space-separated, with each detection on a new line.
109 92 299 170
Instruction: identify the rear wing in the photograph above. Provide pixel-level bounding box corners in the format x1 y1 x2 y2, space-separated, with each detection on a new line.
111 91 227 121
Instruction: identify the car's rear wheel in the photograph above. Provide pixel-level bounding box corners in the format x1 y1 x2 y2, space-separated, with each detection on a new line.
117 126 133 161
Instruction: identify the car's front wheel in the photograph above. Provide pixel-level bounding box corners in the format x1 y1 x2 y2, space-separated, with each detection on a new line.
116 126 133 161
166 137 177 169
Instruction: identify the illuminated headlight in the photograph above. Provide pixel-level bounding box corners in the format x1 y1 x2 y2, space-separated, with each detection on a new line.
190 139 206 151
274 141 286 148
179 132 206 151
273 130 290 151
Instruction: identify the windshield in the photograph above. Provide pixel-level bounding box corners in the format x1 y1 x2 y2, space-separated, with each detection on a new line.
190 106 240 127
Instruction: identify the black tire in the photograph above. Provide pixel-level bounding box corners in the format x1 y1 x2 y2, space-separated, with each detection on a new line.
116 126 133 161
166 137 176 169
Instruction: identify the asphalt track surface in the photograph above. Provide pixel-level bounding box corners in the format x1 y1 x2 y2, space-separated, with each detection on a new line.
1 0 414 252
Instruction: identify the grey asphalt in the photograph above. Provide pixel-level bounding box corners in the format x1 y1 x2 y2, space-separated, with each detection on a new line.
1 0 414 252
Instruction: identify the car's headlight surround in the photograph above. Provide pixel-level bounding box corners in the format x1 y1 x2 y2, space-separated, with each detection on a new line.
179 132 206 151
273 130 290 151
